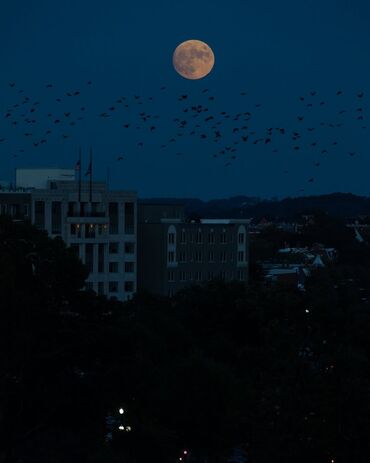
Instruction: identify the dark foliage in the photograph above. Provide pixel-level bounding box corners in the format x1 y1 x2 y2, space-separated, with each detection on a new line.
1 215 370 462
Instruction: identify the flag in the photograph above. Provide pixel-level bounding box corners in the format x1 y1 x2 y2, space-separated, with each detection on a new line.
84 161 92 177
74 159 81 171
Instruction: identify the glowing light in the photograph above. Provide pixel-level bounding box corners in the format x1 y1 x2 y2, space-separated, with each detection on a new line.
118 425 124 431
119 408 124 415
305 309 310 313
126 426 132 432
183 450 188 455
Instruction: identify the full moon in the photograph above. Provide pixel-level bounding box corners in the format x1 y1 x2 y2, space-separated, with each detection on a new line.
173 40 215 80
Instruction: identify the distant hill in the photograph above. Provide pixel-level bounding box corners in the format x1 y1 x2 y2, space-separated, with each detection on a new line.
140 193 370 220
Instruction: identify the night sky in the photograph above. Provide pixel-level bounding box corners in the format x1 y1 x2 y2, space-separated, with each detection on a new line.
0 0 369 199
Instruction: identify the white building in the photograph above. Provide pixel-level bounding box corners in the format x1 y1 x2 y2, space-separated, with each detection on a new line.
1 169 137 302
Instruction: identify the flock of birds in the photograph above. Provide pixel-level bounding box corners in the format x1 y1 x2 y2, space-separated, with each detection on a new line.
0 80 368 191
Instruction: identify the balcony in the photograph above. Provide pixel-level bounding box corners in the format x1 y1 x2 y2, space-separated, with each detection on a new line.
67 211 107 218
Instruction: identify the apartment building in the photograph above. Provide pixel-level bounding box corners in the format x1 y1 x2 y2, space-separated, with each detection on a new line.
138 203 250 296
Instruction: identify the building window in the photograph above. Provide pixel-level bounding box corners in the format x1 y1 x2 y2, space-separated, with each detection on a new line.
98 282 105 295
220 232 227 244
68 201 75 216
85 244 94 273
109 262 119 273
195 271 202 282
124 202 135 234
51 201 62 235
168 251 175 263
180 230 186 244
76 224 82 238
168 232 175 244
207 271 214 281
98 243 105 273
85 282 94 292
109 281 118 293
109 242 119 254
71 224 77 235
195 251 202 263
208 231 215 244
125 242 135 254
238 251 245 262
220 251 227 263
179 251 186 263
125 262 134 273
188 272 193 281
109 202 119 234
34 201 45 229
195 231 202 244
23 204 29 217
124 281 134 292
220 271 227 280
238 232 245 244
237 270 246 281
180 271 186 282
168 271 175 282
86 224 96 238
208 251 214 262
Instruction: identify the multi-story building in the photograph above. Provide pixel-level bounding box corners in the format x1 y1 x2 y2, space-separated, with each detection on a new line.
138 202 250 297
0 169 137 302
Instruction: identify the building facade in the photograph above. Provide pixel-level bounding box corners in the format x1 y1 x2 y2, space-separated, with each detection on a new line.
138 203 250 297
0 170 137 302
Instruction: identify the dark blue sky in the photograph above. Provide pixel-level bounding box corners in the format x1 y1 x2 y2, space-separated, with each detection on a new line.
0 0 369 199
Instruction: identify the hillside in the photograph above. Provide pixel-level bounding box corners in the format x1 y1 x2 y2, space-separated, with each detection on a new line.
141 193 370 220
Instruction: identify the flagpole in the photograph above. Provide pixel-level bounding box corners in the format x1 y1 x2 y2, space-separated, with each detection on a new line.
89 146 93 203
78 147 82 203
